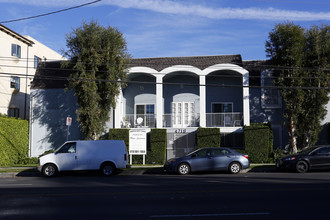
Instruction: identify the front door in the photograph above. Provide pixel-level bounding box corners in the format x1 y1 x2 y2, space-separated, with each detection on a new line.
55 142 78 171
172 102 194 127
135 104 155 127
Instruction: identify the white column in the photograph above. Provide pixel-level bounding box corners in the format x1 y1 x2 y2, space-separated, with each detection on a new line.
243 72 250 126
114 90 123 128
156 75 163 128
199 75 206 127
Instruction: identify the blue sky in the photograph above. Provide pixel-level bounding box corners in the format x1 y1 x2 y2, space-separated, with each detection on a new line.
0 0 329 60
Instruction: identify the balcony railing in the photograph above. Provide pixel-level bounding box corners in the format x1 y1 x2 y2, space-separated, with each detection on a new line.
206 112 242 127
163 114 200 128
121 114 156 128
121 113 242 128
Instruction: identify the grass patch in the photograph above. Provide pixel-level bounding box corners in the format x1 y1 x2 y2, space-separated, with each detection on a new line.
0 168 38 173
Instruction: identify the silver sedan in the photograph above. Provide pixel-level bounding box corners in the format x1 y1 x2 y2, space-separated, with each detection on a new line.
164 147 250 175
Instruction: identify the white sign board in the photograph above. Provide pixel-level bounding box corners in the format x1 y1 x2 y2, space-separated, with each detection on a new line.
129 129 147 155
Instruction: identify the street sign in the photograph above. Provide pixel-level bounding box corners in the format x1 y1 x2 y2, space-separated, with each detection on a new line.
66 117 72 126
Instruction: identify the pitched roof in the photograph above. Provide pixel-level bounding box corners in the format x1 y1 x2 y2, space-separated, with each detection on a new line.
129 54 243 72
0 24 34 46
31 55 244 89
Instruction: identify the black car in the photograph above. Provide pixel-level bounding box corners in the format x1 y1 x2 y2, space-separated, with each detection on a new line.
276 145 330 173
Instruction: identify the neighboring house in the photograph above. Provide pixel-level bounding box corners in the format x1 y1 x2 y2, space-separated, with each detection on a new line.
29 55 329 158
0 24 65 119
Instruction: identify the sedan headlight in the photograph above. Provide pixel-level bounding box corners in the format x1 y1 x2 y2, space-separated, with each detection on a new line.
284 157 296 161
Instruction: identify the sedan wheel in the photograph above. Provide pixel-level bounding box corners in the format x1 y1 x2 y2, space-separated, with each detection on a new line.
296 160 309 173
229 162 241 174
178 163 190 175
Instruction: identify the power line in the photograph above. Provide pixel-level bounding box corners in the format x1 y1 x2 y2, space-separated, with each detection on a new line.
1 67 330 83
0 72 329 90
0 0 102 24
1 72 326 90
0 55 329 72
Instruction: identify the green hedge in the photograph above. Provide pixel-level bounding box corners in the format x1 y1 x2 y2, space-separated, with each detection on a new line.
197 127 221 148
109 128 167 165
146 129 167 164
244 123 273 163
0 117 29 166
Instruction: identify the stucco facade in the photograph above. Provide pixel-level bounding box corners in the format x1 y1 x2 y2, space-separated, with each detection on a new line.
29 55 329 158
0 24 65 119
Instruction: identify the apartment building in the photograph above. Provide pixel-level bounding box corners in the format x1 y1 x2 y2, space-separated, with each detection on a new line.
0 24 65 119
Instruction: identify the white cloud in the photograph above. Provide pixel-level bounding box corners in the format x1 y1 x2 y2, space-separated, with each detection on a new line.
1 0 330 21
103 0 330 21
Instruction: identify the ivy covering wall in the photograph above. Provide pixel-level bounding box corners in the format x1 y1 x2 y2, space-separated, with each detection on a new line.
197 127 221 148
0 117 29 166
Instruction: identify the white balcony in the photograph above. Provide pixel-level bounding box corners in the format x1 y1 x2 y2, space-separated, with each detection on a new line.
206 112 242 127
163 114 200 128
121 112 242 128
121 114 156 128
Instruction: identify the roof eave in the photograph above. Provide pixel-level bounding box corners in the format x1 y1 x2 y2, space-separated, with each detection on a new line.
0 24 34 46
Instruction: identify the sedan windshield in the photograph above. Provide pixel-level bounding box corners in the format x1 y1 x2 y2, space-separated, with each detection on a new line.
299 146 319 155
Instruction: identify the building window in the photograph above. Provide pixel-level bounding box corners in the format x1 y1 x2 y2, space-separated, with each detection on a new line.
172 102 195 127
10 76 20 91
11 44 21 58
34 56 41 69
261 70 282 109
135 104 155 127
8 108 19 118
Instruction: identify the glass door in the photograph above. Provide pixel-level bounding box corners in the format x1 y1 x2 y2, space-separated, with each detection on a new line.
212 103 233 126
172 102 194 127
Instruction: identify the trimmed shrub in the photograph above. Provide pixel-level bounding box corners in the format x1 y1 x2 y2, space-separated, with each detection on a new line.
197 127 221 148
146 129 167 165
244 123 273 163
0 117 29 166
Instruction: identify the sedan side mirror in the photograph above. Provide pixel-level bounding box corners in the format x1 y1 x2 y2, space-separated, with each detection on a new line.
191 153 197 158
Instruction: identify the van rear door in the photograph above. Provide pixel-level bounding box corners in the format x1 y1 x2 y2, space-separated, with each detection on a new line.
55 142 78 171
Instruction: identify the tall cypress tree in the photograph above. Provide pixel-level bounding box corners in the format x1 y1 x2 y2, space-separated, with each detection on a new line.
298 25 330 148
63 21 130 139
266 22 330 152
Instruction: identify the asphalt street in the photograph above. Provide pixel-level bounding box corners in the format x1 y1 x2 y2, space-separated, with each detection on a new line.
0 171 330 219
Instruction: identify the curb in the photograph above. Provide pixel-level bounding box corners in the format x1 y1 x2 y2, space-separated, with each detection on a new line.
0 164 276 178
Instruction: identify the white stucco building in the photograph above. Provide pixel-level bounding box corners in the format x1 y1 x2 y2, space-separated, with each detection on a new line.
0 24 65 119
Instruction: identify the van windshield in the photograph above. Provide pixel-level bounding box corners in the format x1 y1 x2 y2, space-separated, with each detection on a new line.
56 142 76 153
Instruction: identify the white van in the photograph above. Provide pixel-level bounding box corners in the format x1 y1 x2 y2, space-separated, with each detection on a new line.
38 140 128 177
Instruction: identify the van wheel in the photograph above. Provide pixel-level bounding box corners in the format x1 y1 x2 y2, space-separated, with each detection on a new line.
101 163 116 176
42 164 57 177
